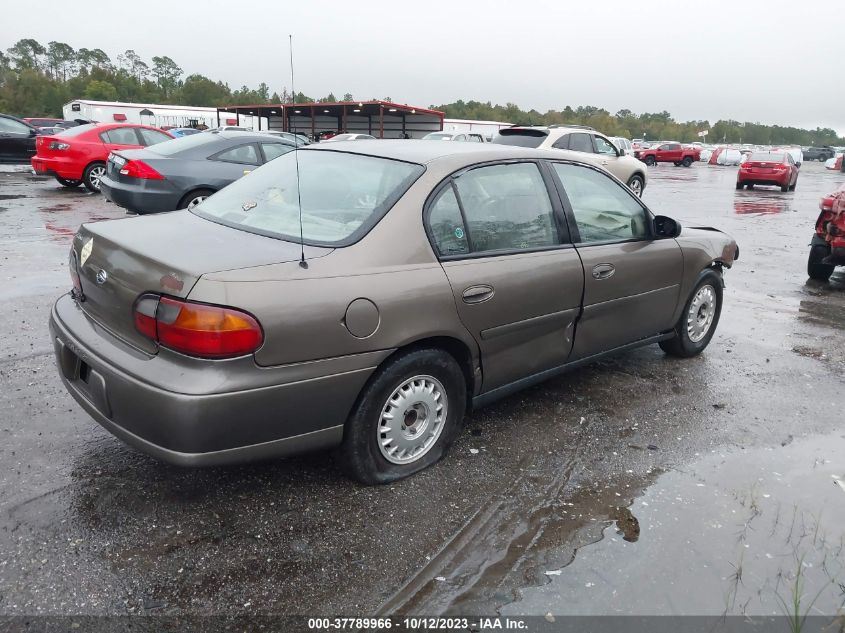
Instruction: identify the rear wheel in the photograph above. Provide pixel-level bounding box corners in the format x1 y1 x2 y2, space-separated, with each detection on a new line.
746 183 754 190
178 188 215 210
82 162 106 192
56 176 81 188
627 174 644 197
644 156 656 166
735 181 744 190
807 244 834 281
659 271 723 358
789 181 796 191
342 348 467 484
682 156 693 167
780 182 789 192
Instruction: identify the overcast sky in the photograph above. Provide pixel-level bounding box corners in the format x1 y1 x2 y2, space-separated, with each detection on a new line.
5 0 845 135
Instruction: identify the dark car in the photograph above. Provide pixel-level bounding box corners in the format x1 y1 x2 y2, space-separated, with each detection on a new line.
0 114 38 163
50 141 738 483
803 147 835 162
99 131 295 214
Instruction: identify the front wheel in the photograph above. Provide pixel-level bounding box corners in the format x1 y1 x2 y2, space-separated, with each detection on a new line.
627 174 645 197
673 161 682 166
644 156 656 166
659 271 723 358
807 244 834 281
82 162 106 192
682 156 693 167
56 176 81 188
342 348 467 484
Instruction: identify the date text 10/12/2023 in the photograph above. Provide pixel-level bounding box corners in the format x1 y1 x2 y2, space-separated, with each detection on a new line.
307 617 529 630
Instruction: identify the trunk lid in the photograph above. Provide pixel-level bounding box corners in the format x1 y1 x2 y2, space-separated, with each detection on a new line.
71 211 331 354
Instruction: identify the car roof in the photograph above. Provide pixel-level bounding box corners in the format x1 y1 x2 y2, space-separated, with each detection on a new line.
305 139 589 166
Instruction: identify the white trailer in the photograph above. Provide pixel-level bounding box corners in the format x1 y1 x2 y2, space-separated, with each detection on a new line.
62 99 225 129
442 118 513 140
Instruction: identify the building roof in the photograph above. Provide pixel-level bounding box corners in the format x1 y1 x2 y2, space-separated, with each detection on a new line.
217 100 443 118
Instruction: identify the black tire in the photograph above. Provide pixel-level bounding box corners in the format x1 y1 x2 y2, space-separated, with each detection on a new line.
789 181 796 191
82 162 106 192
673 161 682 166
341 348 467 485
780 183 789 192
735 181 744 190
746 183 754 190
56 176 81 188
807 244 834 281
178 188 215 210
659 270 723 358
644 156 656 166
819 157 826 162
627 174 645 197
682 156 693 167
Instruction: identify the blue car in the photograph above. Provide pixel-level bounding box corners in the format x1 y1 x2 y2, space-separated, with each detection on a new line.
167 127 202 137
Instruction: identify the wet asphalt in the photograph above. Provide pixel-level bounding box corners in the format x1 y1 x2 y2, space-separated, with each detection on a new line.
0 160 843 619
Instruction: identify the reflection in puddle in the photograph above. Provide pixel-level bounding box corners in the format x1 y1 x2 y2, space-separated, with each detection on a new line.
503 433 845 617
733 195 789 215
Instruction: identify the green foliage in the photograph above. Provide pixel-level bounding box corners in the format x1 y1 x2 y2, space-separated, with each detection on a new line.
1 37 841 146
84 79 118 101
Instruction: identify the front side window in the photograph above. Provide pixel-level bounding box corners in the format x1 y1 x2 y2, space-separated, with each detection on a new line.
261 142 293 162
194 150 423 245
594 136 617 156
213 143 260 165
451 162 558 253
0 118 30 134
138 128 171 146
567 133 594 153
553 163 649 243
103 127 140 145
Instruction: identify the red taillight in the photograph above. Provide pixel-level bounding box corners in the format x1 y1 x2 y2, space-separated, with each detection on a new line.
740 162 752 170
133 295 263 359
48 141 70 150
120 160 164 180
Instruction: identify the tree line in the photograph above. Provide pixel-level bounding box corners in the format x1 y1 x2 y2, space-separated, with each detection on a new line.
1 38 842 146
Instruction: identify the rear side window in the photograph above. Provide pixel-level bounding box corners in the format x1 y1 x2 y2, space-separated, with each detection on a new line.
56 124 96 137
427 162 559 256
102 127 140 145
553 163 649 243
492 128 548 149
138 128 171 146
212 143 260 165
428 186 469 256
567 133 594 153
0 118 30 134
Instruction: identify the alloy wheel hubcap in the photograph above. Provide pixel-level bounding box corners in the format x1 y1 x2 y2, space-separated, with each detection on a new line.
687 284 717 343
187 196 207 210
378 375 447 465
630 179 642 195
89 166 105 189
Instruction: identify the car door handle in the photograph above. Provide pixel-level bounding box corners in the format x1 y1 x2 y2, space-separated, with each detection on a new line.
592 263 616 280
462 285 494 304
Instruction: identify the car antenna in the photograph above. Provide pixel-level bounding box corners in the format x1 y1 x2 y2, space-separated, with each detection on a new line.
289 34 307 269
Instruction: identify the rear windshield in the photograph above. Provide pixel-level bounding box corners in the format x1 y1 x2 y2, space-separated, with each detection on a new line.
146 132 221 156
56 124 97 138
492 128 548 149
193 150 424 246
749 152 786 162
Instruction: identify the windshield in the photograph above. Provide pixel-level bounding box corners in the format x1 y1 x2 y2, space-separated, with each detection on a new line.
491 128 548 149
749 152 786 163
193 150 424 245
421 133 454 141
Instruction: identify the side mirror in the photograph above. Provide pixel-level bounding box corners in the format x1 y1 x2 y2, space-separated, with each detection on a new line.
653 215 682 238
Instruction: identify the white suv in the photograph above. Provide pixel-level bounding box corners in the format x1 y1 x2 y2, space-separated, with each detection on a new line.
492 125 648 196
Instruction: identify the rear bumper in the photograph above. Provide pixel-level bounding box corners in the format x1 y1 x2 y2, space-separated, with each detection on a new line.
737 172 789 186
49 293 386 466
31 156 82 180
100 176 181 214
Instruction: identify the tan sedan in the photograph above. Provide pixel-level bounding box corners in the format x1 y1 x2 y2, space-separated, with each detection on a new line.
50 141 738 483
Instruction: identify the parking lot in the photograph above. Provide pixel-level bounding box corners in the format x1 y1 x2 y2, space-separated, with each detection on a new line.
1 161 844 619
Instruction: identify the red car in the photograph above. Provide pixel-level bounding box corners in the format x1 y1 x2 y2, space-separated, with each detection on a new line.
735 151 798 192
31 123 173 192
808 184 845 281
634 142 701 167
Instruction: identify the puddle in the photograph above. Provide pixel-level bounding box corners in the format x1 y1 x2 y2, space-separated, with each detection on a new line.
0 194 27 200
502 433 845 617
